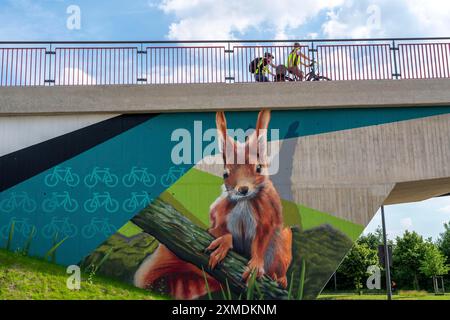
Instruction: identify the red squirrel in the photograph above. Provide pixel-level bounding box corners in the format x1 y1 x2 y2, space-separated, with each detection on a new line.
134 110 292 299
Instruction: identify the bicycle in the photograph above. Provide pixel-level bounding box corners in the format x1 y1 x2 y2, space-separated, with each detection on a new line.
304 60 332 81
84 167 119 188
282 60 331 82
42 192 79 213
0 217 35 239
84 192 119 213
42 217 78 239
81 218 117 239
123 191 153 213
161 167 186 187
0 192 37 213
44 166 80 187
122 167 156 188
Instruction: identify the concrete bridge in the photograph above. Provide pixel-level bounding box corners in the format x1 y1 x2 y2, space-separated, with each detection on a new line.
1 38 450 299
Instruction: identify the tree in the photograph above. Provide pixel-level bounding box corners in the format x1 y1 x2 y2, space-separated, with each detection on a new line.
437 222 450 265
358 227 383 251
392 230 427 290
419 242 450 278
337 242 379 293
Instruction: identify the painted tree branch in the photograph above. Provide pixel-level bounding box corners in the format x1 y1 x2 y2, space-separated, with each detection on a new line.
131 199 289 300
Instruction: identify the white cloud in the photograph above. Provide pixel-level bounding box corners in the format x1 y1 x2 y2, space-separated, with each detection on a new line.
156 0 345 40
321 0 450 39
400 217 413 230
156 0 450 41
438 205 450 214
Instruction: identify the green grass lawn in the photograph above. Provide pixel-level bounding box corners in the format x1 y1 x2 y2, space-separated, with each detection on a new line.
318 291 450 300
0 249 164 300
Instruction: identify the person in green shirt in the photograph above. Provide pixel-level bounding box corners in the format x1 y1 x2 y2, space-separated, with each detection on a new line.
286 42 312 81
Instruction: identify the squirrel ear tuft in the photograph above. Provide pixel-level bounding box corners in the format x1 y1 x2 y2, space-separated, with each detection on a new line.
216 112 227 142
256 109 271 134
216 111 233 164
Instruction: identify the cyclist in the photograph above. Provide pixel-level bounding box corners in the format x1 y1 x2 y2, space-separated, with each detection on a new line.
254 52 276 82
286 42 312 81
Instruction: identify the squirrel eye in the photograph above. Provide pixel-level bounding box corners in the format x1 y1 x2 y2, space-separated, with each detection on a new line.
256 164 262 174
223 170 229 179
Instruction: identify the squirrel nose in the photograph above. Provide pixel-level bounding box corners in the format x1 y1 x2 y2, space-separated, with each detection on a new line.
238 186 249 195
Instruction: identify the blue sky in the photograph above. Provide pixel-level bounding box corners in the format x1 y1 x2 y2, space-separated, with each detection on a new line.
1 0 450 241
1 0 449 41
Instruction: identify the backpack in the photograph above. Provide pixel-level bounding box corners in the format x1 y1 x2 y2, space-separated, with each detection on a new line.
249 58 261 74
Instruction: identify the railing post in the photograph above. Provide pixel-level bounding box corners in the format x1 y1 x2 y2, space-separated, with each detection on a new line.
225 42 234 83
391 40 401 80
44 43 56 85
137 43 147 84
310 41 316 63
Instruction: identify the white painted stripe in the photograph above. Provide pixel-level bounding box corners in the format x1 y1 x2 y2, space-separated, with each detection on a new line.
0 114 119 157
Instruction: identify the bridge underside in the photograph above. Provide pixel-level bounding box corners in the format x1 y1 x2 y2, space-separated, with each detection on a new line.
386 177 450 205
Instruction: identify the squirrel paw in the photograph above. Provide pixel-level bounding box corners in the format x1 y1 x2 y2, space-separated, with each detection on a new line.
277 276 288 288
242 258 265 284
207 234 233 269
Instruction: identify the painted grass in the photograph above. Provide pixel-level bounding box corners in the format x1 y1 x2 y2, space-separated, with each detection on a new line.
318 291 450 300
0 249 164 300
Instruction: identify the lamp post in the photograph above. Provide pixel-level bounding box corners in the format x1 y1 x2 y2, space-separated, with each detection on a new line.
381 205 393 300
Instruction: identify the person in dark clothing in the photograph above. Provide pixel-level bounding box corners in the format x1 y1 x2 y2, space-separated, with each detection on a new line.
254 52 276 82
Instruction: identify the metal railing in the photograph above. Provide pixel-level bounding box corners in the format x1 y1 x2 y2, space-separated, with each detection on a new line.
0 37 449 87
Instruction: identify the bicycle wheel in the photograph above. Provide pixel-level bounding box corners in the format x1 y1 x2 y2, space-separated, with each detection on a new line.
81 224 96 239
123 198 137 213
62 223 78 238
105 174 119 188
42 224 57 239
143 173 156 187
105 199 119 213
161 174 176 187
122 174 136 187
42 199 57 213
44 174 59 187
312 76 331 81
21 224 34 238
84 199 98 213
0 225 11 239
102 224 117 238
64 198 79 213
23 198 37 213
84 174 98 188
66 173 80 187
0 199 14 213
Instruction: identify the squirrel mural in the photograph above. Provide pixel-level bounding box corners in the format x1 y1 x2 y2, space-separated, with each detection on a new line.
134 110 292 299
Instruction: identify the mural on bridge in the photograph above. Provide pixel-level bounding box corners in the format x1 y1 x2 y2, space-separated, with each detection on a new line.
1 107 450 299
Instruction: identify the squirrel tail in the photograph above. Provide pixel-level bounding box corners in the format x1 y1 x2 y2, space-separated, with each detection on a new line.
134 244 220 300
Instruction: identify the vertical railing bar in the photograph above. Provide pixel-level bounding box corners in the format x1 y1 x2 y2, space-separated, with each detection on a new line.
444 44 450 78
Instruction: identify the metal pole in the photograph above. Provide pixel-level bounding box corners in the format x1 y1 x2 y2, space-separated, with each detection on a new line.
381 205 392 300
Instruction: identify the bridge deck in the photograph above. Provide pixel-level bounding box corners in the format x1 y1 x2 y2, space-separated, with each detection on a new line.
1 78 450 115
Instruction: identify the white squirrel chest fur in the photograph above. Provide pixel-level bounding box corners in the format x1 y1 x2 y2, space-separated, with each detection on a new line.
226 200 256 257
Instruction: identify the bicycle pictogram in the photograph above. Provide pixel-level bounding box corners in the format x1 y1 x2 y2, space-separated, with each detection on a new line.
42 192 79 213
123 191 153 213
122 167 156 187
84 192 119 213
161 167 186 187
0 192 37 213
0 217 35 239
81 218 117 239
42 217 78 239
44 166 80 187
84 167 119 188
